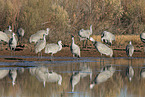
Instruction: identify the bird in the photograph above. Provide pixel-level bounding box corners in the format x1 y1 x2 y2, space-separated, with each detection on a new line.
35 66 49 87
9 70 17 86
126 41 134 65
45 40 62 60
0 31 9 43
90 65 115 89
101 31 115 45
29 28 49 44
4 26 18 42
70 72 80 92
70 35 81 58
0 31 9 50
17 28 25 44
0 69 9 79
140 32 145 43
89 37 113 57
89 37 113 65
35 34 46 58
126 41 134 57
140 32 145 52
79 63 92 80
46 71 62 85
126 65 134 81
9 33 17 55
78 25 92 48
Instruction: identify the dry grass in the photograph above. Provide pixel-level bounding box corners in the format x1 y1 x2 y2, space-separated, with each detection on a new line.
92 34 143 48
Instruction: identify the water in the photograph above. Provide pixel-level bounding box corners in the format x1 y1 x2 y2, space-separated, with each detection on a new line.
0 55 145 97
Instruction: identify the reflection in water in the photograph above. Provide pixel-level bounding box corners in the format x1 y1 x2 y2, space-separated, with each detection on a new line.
0 69 9 79
70 72 80 92
9 70 17 86
126 66 134 81
0 58 145 97
90 65 115 89
29 66 62 87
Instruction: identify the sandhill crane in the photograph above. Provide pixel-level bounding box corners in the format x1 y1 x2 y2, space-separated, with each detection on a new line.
70 72 80 92
45 40 62 60
70 35 80 58
126 41 134 65
17 28 25 44
9 33 17 55
0 31 9 50
46 71 62 85
126 41 134 57
9 70 17 86
29 28 49 44
35 34 46 58
126 66 134 81
90 65 115 89
78 25 92 48
140 32 145 52
89 37 113 57
89 37 113 65
4 26 18 42
101 31 115 45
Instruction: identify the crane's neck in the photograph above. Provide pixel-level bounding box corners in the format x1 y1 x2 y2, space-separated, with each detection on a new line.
129 41 132 45
58 42 62 51
46 28 49 35
72 37 75 44
9 26 12 32
90 25 92 34
43 35 46 41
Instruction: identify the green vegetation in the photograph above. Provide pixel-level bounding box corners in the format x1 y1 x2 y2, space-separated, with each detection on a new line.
0 0 145 44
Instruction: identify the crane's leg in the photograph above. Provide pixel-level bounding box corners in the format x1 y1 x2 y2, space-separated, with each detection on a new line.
85 40 88 48
0 42 3 51
40 52 42 59
51 53 53 61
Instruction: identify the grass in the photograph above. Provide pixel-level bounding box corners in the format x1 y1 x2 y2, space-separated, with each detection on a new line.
91 34 143 48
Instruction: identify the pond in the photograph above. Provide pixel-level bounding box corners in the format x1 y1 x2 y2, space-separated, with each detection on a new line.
0 56 144 97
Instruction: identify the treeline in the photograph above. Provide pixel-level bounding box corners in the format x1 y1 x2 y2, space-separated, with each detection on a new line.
0 0 145 43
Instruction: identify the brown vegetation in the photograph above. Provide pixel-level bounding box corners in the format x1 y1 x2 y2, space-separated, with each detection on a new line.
0 0 145 44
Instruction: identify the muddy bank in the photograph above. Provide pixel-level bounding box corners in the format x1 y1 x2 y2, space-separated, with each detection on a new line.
0 44 144 62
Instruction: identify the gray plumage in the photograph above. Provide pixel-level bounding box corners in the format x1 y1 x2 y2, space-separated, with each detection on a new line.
17 28 25 37
45 40 62 57
9 70 17 86
90 65 115 89
29 28 49 43
140 32 145 43
79 25 92 40
0 31 9 43
9 33 17 51
78 25 92 47
89 37 113 57
79 63 92 80
70 35 80 57
101 31 115 45
70 72 80 92
29 66 49 87
46 71 62 85
17 28 25 43
126 66 134 81
140 68 145 78
35 34 46 57
0 69 9 79
126 41 134 57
